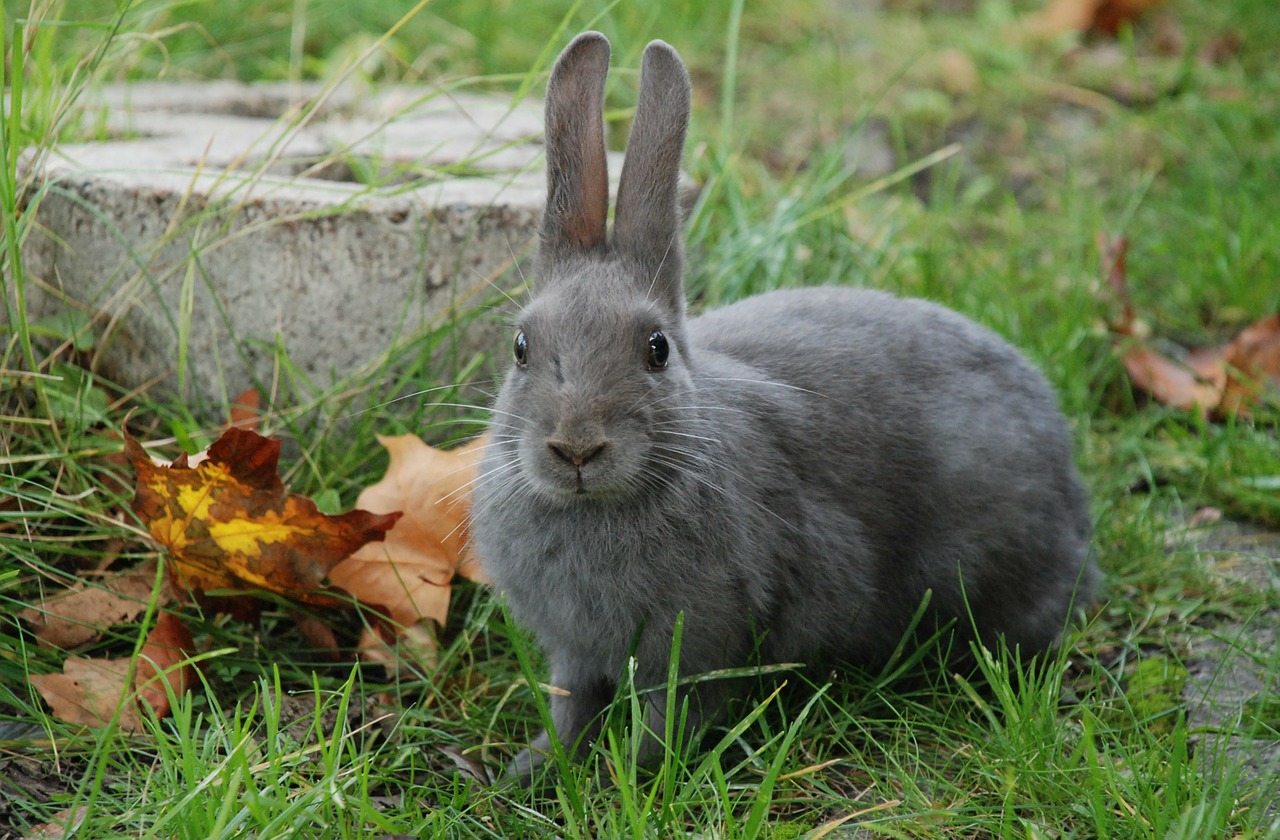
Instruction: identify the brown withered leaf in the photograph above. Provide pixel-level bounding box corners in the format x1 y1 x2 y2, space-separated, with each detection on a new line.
1102 233 1280 417
18 560 168 649
127 428 401 607
29 658 136 729
179 387 261 469
134 611 197 717
1090 0 1166 35
23 805 89 840
1121 345 1223 413
229 387 261 430
329 434 487 630
1219 314 1280 416
29 612 195 731
1024 0 1166 38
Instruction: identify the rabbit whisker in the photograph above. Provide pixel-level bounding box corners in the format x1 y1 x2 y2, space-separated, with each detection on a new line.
645 450 798 531
653 430 721 444
337 379 486 418
428 401 534 425
701 375 833 400
644 239 676 303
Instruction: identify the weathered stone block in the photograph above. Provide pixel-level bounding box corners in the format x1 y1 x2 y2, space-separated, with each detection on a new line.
16 81 558 407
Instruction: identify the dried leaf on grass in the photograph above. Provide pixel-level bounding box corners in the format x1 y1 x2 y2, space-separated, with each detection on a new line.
329 434 488 630
32 423 489 729
18 560 168 649
1120 346 1225 414
1220 315 1280 417
1023 0 1166 38
1102 233 1280 417
28 612 195 732
127 428 401 608
22 805 89 840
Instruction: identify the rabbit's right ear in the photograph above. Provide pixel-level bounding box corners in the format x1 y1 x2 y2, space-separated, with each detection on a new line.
540 32 611 255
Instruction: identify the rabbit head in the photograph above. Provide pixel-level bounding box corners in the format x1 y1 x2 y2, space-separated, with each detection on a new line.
493 32 699 505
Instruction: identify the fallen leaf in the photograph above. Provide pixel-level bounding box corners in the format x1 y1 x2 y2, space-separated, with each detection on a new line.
29 657 137 729
18 560 167 649
229 387 261 431
22 805 89 840
1023 0 1097 39
127 428 401 608
932 48 979 97
329 435 487 630
1101 233 1280 418
1023 0 1166 38
1219 314 1280 417
293 612 341 655
1187 507 1223 529
134 611 196 717
28 612 195 731
1121 345 1223 413
440 745 494 786
169 388 262 470
1100 231 1135 332
1200 31 1242 66
1090 0 1166 35
181 387 262 469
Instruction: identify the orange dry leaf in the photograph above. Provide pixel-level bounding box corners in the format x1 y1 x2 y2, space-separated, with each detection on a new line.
24 805 89 840
126 428 400 608
179 387 262 469
329 434 488 630
29 612 195 731
1024 0 1166 38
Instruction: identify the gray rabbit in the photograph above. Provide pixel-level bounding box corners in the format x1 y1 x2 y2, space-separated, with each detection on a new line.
470 32 1097 779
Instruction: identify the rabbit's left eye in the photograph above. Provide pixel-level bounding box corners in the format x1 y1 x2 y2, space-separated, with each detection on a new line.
646 331 669 371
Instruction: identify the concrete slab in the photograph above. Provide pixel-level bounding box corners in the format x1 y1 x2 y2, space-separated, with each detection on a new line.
13 80 650 410
1178 520 1280 822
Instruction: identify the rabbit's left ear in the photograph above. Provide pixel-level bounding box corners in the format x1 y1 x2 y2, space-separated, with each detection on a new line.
613 40 691 297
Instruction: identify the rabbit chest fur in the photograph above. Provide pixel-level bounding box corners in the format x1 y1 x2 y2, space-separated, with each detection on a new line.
468 32 1097 779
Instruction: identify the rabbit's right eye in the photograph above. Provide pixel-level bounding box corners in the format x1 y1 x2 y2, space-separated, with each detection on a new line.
646 331 670 370
514 330 529 367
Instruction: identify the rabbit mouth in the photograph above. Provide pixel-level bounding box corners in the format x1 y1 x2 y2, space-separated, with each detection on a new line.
543 462 609 499
526 437 650 502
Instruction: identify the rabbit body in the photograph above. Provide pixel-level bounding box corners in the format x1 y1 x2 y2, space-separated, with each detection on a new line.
470 33 1096 778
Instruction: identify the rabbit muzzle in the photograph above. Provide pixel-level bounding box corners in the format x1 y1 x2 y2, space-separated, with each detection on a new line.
545 434 609 494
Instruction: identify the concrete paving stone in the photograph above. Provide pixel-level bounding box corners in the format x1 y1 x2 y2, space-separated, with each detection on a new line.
1178 521 1280 823
13 80 654 411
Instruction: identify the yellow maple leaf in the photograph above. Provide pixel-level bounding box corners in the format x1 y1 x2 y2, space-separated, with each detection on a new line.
126 428 400 607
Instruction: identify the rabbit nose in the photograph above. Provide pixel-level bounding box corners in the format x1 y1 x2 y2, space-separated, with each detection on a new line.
547 439 607 467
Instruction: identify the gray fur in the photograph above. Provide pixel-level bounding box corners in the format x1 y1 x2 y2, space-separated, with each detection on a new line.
470 32 1097 780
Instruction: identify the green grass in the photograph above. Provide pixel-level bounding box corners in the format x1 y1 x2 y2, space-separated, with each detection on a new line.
5 0 1280 837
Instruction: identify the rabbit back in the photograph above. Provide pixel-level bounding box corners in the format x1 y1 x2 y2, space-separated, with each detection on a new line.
686 285 1095 664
